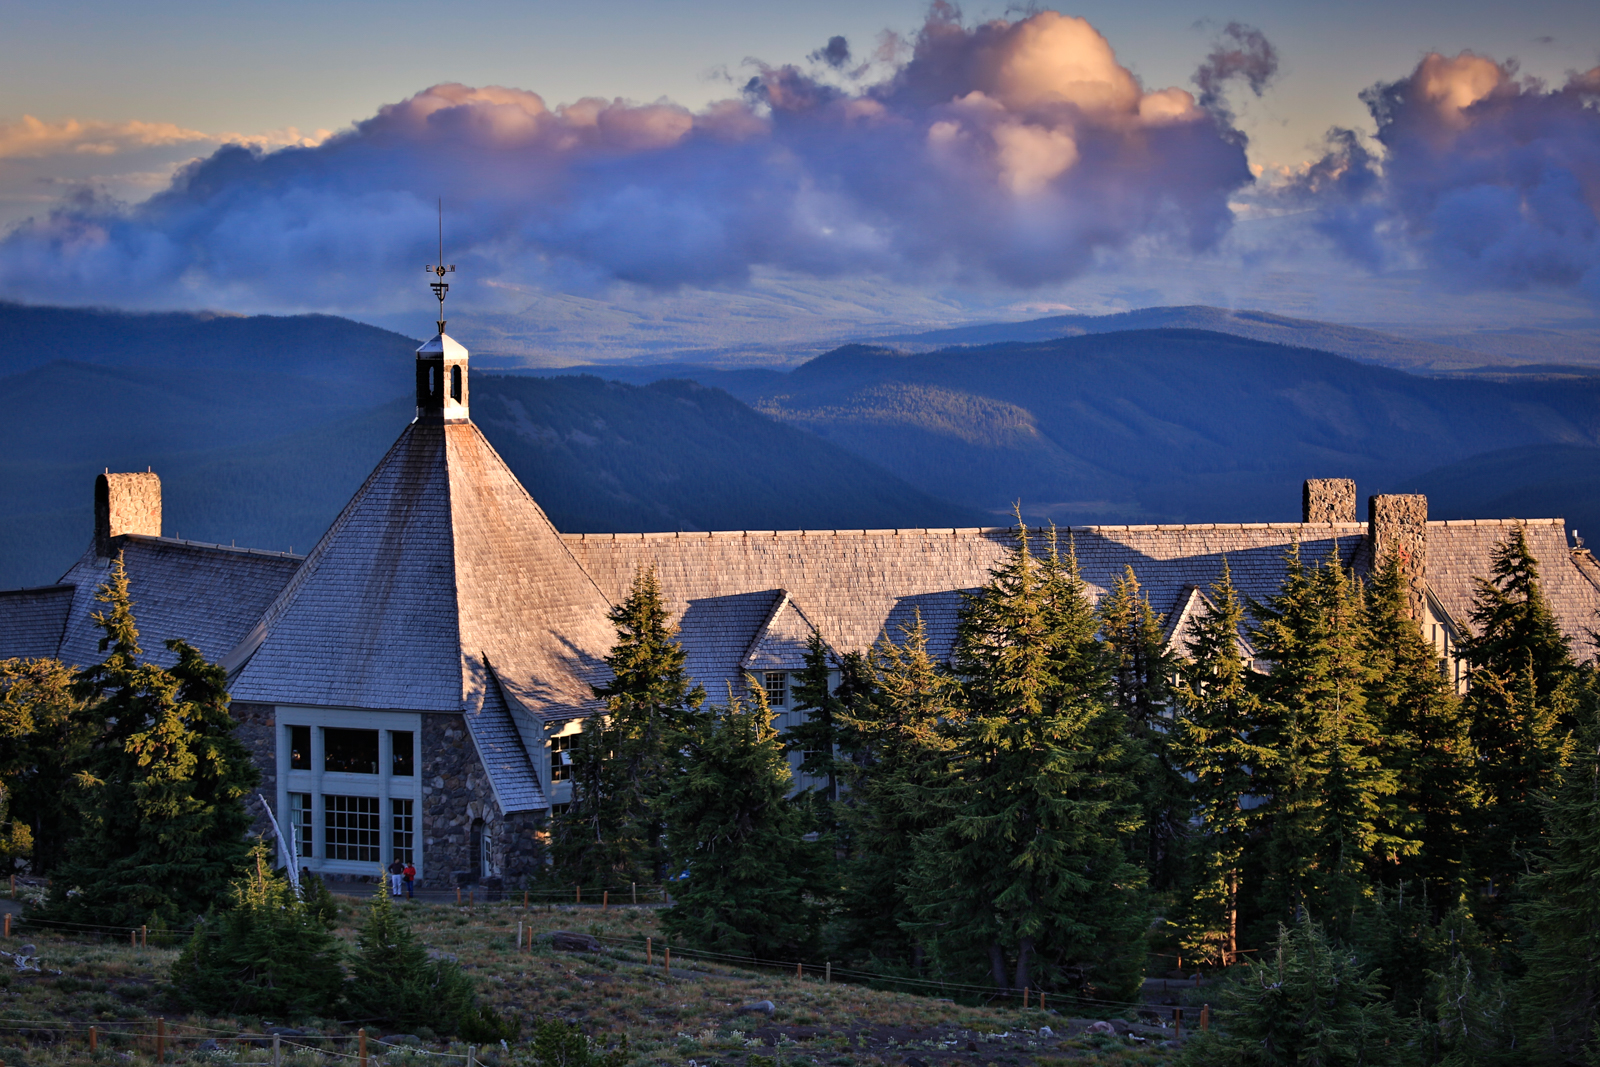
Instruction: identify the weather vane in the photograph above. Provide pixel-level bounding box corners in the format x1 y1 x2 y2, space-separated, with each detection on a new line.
426 198 455 335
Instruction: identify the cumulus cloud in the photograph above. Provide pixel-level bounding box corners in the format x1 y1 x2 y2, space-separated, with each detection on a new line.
1287 51 1600 296
0 6 1257 309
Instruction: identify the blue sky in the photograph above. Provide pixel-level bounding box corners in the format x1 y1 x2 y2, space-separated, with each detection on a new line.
1 0 1597 347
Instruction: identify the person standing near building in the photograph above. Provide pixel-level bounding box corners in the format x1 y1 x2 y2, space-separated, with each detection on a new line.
387 858 404 897
402 861 416 899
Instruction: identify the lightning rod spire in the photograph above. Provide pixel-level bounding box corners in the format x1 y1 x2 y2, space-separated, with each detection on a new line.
426 198 455 336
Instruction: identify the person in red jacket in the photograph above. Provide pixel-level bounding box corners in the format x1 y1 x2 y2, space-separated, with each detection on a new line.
402 862 416 899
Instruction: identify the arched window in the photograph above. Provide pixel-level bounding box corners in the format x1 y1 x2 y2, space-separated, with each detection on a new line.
428 365 439 396
450 364 462 402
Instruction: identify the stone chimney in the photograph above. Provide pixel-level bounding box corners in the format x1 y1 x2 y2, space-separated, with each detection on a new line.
95 471 162 558
1303 479 1357 523
1369 493 1428 620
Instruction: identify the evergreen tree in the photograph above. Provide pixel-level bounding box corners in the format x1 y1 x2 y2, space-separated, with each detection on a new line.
1462 527 1576 898
1513 692 1600 1065
1363 555 1481 898
909 522 1147 1000
1250 545 1405 930
0 657 94 872
548 716 636 887
555 565 705 885
345 887 478 1033
660 689 822 959
45 557 258 926
787 631 845 804
834 612 963 969
1171 562 1273 967
168 841 345 1019
1178 919 1410 1067
1100 566 1187 890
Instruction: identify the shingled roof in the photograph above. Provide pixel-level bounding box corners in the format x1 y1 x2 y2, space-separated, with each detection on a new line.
0 539 301 668
227 411 617 721
567 520 1599 676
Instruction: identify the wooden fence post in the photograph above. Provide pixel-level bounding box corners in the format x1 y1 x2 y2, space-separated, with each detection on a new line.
576 885 581 904
273 1034 281 1066
2 913 9 938
518 920 524 951
603 890 608 912
524 890 529 909
665 945 670 978
359 1027 368 1067
89 1025 96 1052
825 961 831 984
632 882 637 904
646 937 652 965
156 1017 165 1063
1023 987 1029 1008
1175 1007 1183 1040
141 924 147 948
1201 1004 1210 1031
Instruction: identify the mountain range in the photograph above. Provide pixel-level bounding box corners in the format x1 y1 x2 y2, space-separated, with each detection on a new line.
1 301 1595 592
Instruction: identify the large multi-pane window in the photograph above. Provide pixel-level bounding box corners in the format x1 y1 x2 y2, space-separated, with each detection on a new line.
391 798 414 865
288 792 313 857
551 733 576 782
324 729 379 774
324 794 381 862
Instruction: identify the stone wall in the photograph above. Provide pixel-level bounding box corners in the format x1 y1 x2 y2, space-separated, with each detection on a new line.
420 712 544 888
232 702 276 839
95 471 162 557
1370 494 1429 620
1303 479 1357 524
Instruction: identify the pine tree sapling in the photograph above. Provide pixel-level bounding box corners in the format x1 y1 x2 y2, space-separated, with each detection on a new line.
46 557 258 927
1179 920 1409 1067
168 841 344 1019
661 689 822 959
345 886 477 1033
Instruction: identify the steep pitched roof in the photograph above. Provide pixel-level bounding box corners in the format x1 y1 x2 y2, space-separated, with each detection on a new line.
228 418 616 719
742 592 826 672
463 663 546 813
565 524 1365 663
50 538 300 670
1424 520 1600 645
0 585 73 660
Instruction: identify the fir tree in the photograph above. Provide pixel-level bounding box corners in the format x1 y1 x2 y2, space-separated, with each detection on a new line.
345 887 478 1033
168 841 345 1019
555 565 705 885
46 557 258 926
548 716 636 887
1100 565 1187 890
1512 692 1600 1065
787 631 845 804
660 688 822 959
834 612 963 969
1250 545 1405 930
1171 561 1272 967
1363 555 1481 898
909 522 1147 1000
1178 919 1410 1067
0 657 93 872
1462 527 1577 897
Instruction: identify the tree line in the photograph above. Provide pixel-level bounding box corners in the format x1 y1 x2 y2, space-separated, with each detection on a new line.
551 522 1600 1066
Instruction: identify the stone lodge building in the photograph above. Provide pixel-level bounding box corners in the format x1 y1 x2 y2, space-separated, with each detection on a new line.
3 329 1598 887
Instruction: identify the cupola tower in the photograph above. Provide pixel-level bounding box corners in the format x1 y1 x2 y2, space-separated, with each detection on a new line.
417 206 468 422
